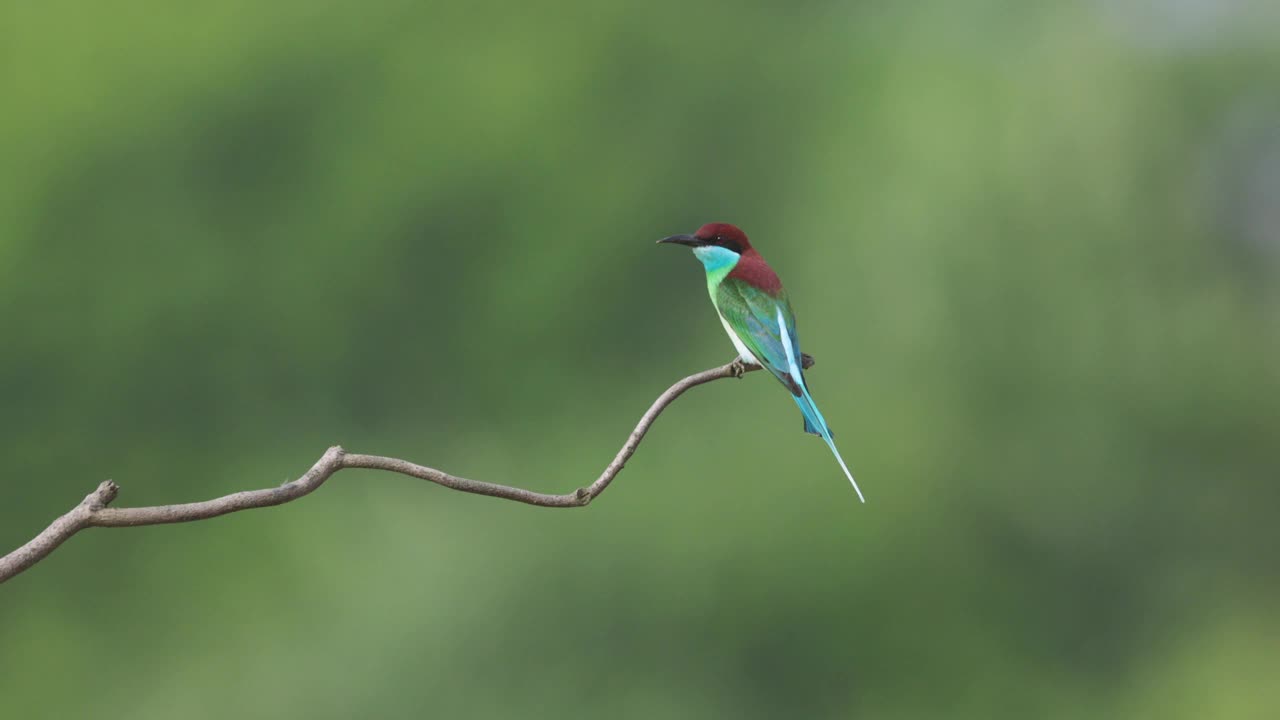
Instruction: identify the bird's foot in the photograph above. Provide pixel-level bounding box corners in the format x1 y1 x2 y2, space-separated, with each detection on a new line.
730 358 760 379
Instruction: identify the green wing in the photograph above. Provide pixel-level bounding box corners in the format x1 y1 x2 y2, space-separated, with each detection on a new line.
716 277 806 397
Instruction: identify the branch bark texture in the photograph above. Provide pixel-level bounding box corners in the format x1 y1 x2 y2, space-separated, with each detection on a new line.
1 357 808 585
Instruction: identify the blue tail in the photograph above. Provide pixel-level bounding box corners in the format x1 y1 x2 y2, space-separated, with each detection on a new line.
793 387 866 502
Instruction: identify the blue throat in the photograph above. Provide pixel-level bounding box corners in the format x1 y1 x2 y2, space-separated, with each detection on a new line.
692 245 741 299
692 245 741 273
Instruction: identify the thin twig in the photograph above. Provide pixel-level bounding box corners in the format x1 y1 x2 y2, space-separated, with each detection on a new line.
1 356 811 585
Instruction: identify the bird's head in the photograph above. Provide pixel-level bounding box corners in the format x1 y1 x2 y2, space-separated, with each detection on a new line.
657 222 752 254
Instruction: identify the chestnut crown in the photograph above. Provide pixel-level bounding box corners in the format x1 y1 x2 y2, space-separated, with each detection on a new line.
657 222 752 254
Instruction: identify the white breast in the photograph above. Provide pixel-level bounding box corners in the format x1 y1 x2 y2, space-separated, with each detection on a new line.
717 312 760 365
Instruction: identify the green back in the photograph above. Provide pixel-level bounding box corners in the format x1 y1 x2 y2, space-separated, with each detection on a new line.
716 277 805 397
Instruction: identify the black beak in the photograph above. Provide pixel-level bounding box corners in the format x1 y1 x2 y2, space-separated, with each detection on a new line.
657 233 705 247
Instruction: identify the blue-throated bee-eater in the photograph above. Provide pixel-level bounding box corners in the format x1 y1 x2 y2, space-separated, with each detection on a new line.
659 222 865 502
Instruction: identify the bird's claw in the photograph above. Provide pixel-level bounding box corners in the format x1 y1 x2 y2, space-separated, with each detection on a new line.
729 359 757 379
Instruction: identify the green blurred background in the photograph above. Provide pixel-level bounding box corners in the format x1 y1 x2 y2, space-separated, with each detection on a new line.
3 1 1278 718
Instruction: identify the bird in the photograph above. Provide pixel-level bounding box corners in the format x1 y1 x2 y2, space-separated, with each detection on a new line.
658 222 865 502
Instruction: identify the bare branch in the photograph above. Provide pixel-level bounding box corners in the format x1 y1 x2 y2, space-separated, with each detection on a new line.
1 356 810 585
